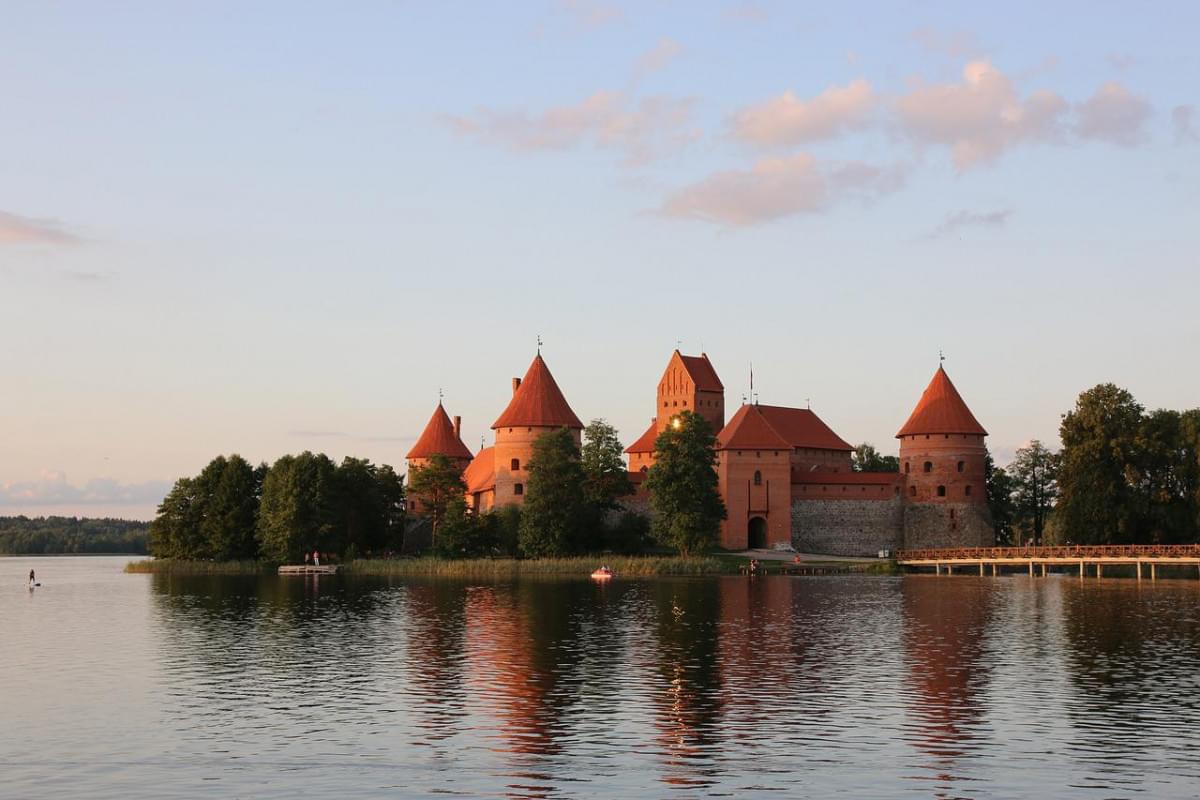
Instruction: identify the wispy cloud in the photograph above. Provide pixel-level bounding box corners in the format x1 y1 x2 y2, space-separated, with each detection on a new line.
0 210 82 246
633 37 682 80
0 470 171 507
924 208 1013 239
732 79 875 147
910 28 985 59
445 91 698 166
894 61 1067 170
1075 81 1152 146
558 0 623 29
660 154 904 227
1173 105 1200 144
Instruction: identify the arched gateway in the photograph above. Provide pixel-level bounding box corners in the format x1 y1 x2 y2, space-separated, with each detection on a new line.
748 516 767 549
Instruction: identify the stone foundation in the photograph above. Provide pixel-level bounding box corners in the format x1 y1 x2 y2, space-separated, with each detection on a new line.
791 497 904 557
902 503 994 550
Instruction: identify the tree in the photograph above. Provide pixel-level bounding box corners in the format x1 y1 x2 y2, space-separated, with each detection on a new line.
332 458 406 558
149 454 263 560
519 428 593 557
1008 440 1059 546
581 419 634 510
851 443 900 473
1057 385 1144 544
149 477 206 559
645 411 726 556
256 451 339 562
1129 409 1199 543
407 453 468 546
985 453 1016 546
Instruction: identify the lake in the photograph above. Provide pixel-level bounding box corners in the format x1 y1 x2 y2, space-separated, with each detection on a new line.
3 556 1200 798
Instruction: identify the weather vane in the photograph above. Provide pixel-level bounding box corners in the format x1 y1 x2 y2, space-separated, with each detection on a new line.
939 349 945 364
438 386 443 403
806 397 811 409
537 334 542 355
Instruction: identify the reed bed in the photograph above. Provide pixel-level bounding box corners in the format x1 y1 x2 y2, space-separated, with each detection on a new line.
124 559 275 575
345 555 727 578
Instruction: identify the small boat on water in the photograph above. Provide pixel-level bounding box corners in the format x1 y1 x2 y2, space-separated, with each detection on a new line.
590 567 614 580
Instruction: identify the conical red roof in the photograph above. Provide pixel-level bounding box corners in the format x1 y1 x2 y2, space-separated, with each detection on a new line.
406 403 474 460
896 366 988 437
492 354 584 430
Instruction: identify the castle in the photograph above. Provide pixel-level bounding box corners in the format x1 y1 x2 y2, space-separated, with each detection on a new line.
406 350 995 555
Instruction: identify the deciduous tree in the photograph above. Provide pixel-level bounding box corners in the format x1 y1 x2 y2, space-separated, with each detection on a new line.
519 428 592 556
645 412 726 556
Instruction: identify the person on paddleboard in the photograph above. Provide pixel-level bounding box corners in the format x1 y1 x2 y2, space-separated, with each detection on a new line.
28 569 36 588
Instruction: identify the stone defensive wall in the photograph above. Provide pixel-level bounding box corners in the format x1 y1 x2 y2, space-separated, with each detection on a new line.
791 496 905 557
902 503 994 549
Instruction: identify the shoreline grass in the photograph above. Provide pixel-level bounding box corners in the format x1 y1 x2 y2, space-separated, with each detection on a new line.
124 559 275 575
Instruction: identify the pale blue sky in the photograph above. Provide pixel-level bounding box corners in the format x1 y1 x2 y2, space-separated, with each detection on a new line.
2 1 1198 518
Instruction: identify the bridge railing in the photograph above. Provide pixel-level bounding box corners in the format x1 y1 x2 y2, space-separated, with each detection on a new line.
896 544 1200 561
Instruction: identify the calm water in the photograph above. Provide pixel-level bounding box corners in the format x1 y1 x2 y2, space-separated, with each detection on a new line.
3 558 1200 799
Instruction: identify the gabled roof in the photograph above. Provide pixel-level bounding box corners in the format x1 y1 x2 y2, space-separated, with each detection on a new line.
492 354 584 430
756 405 853 451
464 446 496 494
676 351 723 391
624 420 658 454
717 404 792 450
406 403 474 461
896 366 988 437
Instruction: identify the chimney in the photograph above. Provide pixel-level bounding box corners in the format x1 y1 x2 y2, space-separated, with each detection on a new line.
512 377 522 394
453 416 462 439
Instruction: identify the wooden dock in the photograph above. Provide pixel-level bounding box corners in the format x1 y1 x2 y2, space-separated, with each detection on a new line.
278 565 341 575
897 545 1200 579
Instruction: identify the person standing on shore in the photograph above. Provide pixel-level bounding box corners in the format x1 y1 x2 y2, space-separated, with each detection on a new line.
313 550 320 567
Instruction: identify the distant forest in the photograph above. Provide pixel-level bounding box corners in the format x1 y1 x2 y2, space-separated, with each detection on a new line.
0 516 150 554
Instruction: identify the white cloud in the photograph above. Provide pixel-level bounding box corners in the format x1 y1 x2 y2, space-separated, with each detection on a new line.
1173 105 1200 144
445 91 698 166
1075 81 1152 146
0 470 171 507
732 79 875 147
0 210 81 245
925 208 1013 239
634 37 682 79
660 153 904 226
894 61 1067 170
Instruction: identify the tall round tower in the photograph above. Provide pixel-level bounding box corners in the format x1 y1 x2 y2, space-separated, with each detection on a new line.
897 365 994 547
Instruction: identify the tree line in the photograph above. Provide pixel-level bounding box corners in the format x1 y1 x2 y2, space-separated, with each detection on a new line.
986 384 1199 546
0 516 149 554
412 415 726 559
150 453 405 561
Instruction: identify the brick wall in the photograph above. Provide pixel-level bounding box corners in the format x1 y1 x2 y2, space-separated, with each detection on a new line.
791 497 905 556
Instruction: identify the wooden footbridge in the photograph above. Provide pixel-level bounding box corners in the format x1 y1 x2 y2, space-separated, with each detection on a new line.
896 544 1200 579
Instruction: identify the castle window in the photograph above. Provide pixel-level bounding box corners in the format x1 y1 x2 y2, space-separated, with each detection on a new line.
672 401 677 407
925 435 930 440
511 458 520 471
945 434 950 439
909 486 916 497
923 461 933 473
965 485 972 496
640 466 648 474
753 470 762 485
937 485 946 497
950 508 956 519
957 461 964 473
894 487 901 496
682 400 687 406
904 462 910 474
664 401 668 407
514 483 524 495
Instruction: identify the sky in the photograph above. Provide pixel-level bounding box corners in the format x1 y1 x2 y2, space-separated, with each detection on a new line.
2 0 1198 520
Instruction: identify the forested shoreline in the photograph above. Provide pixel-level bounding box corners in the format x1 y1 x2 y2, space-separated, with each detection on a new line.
0 516 149 554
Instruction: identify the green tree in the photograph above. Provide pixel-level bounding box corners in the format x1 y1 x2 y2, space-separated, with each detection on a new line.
256 451 339 562
1008 440 1059 546
1057 384 1144 544
581 419 634 510
199 455 264 560
645 411 726 556
985 453 1016 546
1129 409 1199 543
407 453 468 547
332 458 405 557
851 443 900 473
149 477 207 558
519 428 593 557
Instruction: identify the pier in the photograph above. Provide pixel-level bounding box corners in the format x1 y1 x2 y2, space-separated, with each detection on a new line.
896 545 1200 579
278 565 341 575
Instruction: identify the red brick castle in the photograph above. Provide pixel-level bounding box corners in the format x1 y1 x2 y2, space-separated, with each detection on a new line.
407 350 995 555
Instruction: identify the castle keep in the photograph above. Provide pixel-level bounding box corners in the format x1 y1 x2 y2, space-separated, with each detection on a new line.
407 350 995 555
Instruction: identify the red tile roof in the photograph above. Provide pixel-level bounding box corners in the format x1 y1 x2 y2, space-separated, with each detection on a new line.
624 420 658 454
717 404 792 450
896 366 988 437
464 446 496 493
406 403 474 461
677 351 723 391
756 405 853 451
492 354 584 430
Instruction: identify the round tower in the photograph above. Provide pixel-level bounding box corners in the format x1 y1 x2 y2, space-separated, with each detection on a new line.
491 353 583 507
897 365 993 547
